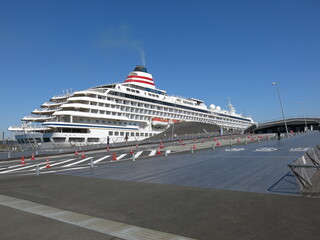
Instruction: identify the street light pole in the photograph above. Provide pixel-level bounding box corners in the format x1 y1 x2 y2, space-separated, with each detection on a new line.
272 82 289 138
298 102 308 131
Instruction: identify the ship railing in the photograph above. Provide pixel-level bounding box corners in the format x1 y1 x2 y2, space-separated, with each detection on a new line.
51 92 73 99
24 125 49 129
33 108 55 112
288 144 320 194
9 125 49 131
24 115 54 119
43 101 64 106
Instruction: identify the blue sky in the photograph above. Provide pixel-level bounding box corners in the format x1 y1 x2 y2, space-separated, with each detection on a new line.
1 0 319 137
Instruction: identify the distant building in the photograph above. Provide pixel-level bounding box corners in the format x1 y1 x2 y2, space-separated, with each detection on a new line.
0 131 4 141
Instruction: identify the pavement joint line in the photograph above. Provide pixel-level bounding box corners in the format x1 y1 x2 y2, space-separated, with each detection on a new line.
0 194 195 240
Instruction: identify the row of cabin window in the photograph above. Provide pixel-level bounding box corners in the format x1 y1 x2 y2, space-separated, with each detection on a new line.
126 87 160 98
108 131 155 137
78 118 137 125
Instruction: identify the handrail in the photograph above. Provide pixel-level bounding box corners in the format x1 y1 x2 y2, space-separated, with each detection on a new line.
287 144 320 190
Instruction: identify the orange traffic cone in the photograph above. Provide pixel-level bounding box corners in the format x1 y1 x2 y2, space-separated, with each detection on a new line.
45 158 51 169
75 150 79 156
81 151 85 159
130 147 133 155
251 137 254 141
157 146 161 155
31 153 35 160
216 141 221 146
112 152 117 161
20 155 26 165
237 138 240 143
214 137 217 141
193 143 197 149
160 141 164 149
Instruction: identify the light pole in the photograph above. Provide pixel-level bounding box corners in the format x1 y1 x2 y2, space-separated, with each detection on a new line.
272 82 289 138
298 102 308 131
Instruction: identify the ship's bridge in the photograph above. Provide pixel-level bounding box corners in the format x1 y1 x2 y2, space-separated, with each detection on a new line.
124 65 155 89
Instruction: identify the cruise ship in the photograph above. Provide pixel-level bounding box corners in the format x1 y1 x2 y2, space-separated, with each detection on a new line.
8 65 254 146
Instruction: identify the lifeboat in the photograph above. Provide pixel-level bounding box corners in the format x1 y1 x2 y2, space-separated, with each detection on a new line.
151 118 181 127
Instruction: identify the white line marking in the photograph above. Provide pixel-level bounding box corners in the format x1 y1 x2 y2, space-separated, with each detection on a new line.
253 148 277 152
225 148 245 152
289 147 311 152
4 163 27 169
40 158 77 169
116 154 126 161
36 166 90 174
149 150 156 156
134 151 143 158
93 155 111 164
0 195 195 240
1 163 47 174
63 157 93 167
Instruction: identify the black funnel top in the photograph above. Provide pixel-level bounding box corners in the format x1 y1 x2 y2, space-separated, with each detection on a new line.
133 65 147 73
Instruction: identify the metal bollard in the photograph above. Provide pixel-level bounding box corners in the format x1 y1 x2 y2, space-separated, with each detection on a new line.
59 149 62 154
212 144 215 150
245 140 248 146
164 149 168 157
191 147 194 154
8 152 11 158
36 150 38 155
90 159 94 169
258 138 260 143
36 164 40 176
132 154 135 162
230 141 233 147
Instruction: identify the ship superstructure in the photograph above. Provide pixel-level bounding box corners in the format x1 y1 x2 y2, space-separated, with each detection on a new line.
8 66 254 145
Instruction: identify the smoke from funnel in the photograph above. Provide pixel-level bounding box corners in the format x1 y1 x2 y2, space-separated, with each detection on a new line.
140 50 146 66
99 26 147 66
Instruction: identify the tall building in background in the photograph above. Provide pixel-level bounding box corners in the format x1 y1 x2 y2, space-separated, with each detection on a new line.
0 131 4 141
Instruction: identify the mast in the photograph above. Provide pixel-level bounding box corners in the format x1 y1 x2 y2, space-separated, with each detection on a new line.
227 97 236 114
